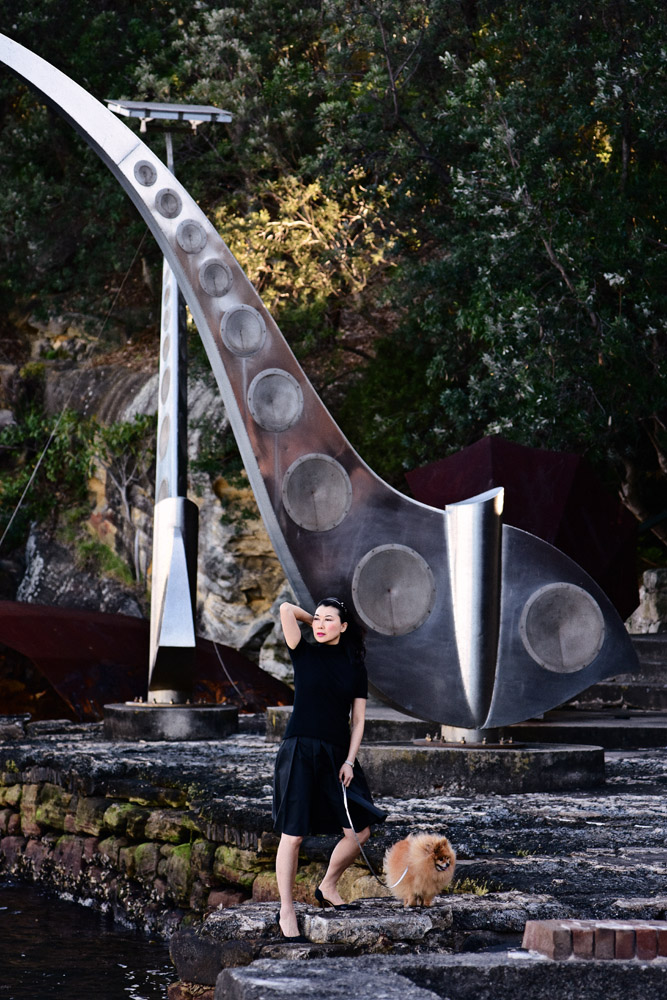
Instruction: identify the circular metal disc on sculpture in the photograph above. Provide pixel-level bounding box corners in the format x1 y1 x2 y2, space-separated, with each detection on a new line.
155 188 182 219
221 305 267 357
134 161 157 187
158 414 170 460
177 219 208 254
199 259 233 297
248 369 303 432
157 477 169 503
162 307 171 333
519 582 605 673
161 366 171 404
352 544 436 636
282 454 352 531
162 334 171 362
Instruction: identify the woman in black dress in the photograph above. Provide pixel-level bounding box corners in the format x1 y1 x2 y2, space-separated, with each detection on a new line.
273 598 386 939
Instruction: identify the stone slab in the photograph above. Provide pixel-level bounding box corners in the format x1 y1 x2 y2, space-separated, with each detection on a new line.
103 703 238 741
215 952 667 1000
357 742 605 795
506 710 667 749
216 963 442 1000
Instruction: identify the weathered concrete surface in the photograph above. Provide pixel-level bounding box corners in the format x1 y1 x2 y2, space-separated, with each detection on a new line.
215 953 667 1000
357 742 605 795
103 703 239 742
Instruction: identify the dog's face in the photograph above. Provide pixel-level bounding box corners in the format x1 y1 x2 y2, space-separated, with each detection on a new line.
430 839 454 873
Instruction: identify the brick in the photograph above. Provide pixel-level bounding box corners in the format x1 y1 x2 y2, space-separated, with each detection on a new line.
571 925 594 959
636 926 658 960
522 920 572 960
657 927 667 958
614 927 635 960
594 925 615 960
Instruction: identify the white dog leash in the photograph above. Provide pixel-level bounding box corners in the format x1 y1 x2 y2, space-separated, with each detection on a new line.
341 782 408 889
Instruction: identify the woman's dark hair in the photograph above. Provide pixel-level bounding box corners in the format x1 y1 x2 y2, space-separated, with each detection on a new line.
315 597 366 666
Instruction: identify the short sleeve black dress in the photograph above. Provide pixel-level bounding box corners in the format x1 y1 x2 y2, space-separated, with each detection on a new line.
272 637 387 836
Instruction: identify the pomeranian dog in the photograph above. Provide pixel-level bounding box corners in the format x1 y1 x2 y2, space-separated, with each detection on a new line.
384 833 456 907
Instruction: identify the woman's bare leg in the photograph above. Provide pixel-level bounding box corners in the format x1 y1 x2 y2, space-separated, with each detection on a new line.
276 833 302 936
318 826 370 905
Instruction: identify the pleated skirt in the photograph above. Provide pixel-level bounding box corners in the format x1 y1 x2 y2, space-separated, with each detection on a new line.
272 735 387 837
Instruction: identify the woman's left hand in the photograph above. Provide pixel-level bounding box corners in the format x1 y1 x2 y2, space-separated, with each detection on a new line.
339 761 354 787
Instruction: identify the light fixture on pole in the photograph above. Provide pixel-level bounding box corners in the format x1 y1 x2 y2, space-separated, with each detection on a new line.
107 98 232 704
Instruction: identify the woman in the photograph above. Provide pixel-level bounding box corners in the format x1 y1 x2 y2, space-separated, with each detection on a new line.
273 598 386 939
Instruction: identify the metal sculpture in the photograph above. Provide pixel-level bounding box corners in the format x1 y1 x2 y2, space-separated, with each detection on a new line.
0 35 638 730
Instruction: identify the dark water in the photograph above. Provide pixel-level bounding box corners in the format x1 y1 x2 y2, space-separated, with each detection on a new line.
0 881 175 999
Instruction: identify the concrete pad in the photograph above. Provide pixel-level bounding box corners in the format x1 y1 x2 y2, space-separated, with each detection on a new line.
103 703 238 741
265 705 434 744
358 742 604 795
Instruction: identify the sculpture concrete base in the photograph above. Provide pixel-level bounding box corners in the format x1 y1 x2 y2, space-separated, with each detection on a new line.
103 703 238 742
505 709 667 749
266 705 436 744
357 742 604 796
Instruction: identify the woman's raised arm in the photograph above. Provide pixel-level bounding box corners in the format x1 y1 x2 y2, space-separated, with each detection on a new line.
280 601 313 649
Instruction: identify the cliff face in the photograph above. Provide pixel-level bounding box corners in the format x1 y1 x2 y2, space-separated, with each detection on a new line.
1 311 293 683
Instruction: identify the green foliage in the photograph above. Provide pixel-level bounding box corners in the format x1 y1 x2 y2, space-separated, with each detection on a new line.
0 407 155 586
1 0 666 552
75 537 134 585
0 408 95 549
221 173 393 345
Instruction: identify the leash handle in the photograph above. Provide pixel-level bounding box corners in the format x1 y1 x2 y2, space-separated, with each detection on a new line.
341 782 408 890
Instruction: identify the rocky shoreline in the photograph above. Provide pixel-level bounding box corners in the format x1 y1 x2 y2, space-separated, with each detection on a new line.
1 717 667 998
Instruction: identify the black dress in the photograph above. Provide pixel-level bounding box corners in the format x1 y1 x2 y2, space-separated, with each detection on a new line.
272 637 387 836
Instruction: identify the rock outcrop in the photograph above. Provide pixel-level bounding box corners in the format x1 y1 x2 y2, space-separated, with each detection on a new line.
5 337 293 683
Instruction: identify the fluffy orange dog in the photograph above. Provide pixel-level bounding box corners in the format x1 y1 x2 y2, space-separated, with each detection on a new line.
384 834 456 907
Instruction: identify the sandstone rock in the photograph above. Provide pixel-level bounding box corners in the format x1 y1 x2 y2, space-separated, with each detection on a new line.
167 844 194 905
627 570 667 634
0 783 22 808
191 839 216 886
98 835 128 865
207 889 248 909
144 809 200 844
17 527 143 617
0 808 12 834
213 845 263 890
134 841 161 881
76 795 109 835
19 783 41 836
53 834 86 878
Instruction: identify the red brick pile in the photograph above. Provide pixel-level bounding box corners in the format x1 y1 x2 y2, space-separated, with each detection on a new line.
523 919 667 961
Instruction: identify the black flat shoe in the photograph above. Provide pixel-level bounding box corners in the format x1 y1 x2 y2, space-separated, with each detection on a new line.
275 911 309 943
314 888 360 911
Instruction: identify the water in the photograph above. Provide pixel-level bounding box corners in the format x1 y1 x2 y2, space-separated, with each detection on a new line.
0 881 175 999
